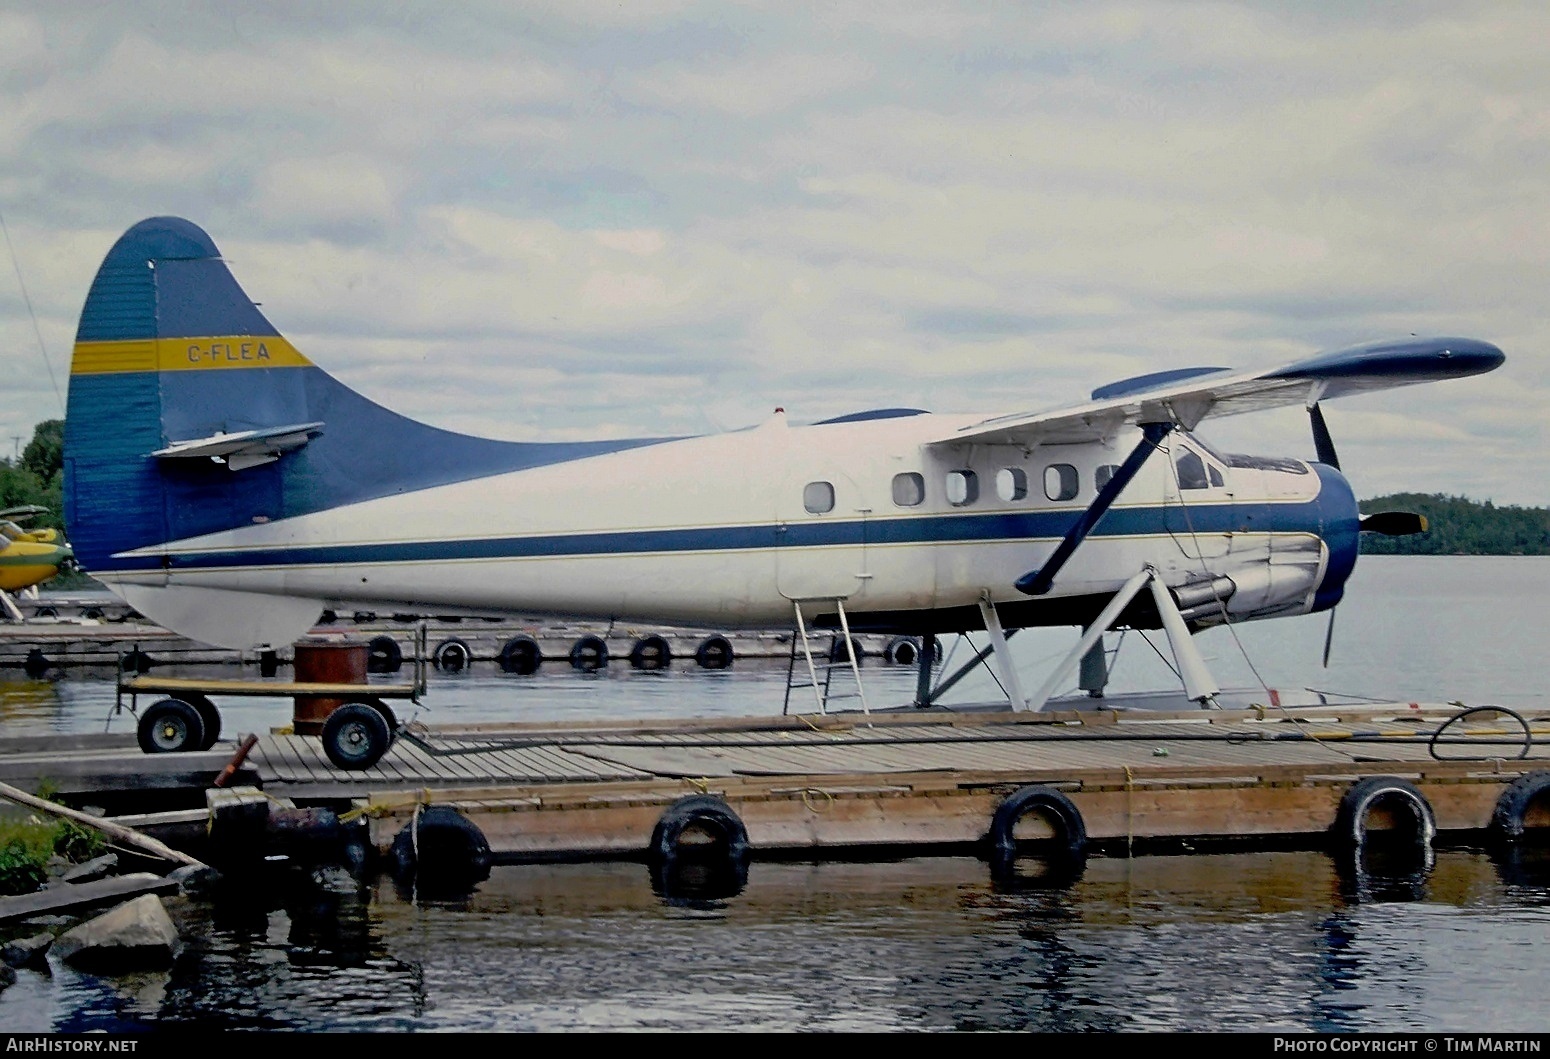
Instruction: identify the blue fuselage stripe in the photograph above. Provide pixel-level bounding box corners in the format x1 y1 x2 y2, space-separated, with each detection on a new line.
113 497 1330 573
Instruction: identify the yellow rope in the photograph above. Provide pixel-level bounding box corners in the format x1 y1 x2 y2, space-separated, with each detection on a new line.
339 787 431 823
799 787 834 814
1125 765 1135 859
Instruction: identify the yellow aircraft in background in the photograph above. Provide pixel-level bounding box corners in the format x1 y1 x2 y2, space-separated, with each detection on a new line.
0 505 74 621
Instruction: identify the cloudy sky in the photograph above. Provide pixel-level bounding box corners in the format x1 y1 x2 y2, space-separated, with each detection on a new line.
1 1 1544 505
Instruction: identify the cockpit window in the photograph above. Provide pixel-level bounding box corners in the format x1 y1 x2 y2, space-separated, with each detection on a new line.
1176 450 1209 490
1224 453 1309 474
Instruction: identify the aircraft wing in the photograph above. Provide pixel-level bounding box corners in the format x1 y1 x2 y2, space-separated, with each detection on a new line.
926 336 1504 449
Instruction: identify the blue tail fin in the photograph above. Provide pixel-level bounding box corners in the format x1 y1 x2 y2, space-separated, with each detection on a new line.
62 217 667 647
64 216 661 577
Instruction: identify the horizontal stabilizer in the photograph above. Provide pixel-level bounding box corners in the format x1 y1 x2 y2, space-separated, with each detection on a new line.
150 421 325 471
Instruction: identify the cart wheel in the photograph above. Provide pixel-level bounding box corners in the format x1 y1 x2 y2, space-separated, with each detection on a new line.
321 702 392 771
187 693 222 750
137 698 207 755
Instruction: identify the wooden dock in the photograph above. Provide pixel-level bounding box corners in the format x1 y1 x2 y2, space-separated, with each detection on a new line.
0 614 908 672
8 700 1547 873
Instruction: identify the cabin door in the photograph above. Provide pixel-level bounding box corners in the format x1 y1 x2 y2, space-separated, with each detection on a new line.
1162 437 1235 563
775 469 870 602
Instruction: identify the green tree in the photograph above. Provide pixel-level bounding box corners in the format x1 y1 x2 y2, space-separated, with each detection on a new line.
0 419 63 537
1359 494 1550 555
19 418 62 488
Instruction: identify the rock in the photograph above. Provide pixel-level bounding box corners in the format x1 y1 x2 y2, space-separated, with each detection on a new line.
1 931 55 969
59 854 119 884
310 864 359 894
168 863 221 897
50 894 182 974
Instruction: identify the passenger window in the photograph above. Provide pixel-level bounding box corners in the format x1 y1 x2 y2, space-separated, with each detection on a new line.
1044 464 1078 501
803 481 835 514
1176 451 1208 490
945 470 979 507
995 468 1028 502
1095 464 1119 491
892 472 925 507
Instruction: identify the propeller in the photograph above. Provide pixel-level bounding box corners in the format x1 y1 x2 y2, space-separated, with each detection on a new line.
1308 402 1340 470
1306 401 1429 666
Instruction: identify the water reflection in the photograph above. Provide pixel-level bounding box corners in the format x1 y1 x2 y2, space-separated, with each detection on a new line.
7 848 1549 1032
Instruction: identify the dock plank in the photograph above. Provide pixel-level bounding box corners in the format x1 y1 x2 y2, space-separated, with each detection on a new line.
0 872 180 924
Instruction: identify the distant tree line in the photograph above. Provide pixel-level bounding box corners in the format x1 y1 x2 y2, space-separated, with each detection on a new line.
0 418 62 534
1358 493 1550 555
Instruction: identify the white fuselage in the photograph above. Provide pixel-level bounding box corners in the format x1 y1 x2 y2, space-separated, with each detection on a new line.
106 412 1332 634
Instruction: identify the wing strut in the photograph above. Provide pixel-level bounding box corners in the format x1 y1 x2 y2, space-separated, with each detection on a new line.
1015 422 1173 596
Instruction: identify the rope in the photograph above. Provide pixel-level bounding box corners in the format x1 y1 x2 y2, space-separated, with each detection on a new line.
1124 765 1135 859
799 788 835 814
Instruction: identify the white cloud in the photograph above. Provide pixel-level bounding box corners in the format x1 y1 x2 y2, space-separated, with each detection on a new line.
0 1 1543 508
251 155 399 234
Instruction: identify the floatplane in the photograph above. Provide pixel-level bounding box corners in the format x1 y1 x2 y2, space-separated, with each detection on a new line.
0 505 75 622
61 217 1504 767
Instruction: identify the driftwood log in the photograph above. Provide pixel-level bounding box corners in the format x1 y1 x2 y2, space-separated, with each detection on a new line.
0 779 207 870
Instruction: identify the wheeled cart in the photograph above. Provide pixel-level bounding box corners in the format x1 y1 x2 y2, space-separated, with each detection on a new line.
114 629 428 771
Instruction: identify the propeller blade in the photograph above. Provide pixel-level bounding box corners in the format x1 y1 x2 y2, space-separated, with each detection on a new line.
1322 608 1336 668
1308 403 1340 469
1359 511 1429 536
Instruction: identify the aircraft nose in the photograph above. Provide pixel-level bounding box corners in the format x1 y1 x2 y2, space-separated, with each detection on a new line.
1310 463 1360 613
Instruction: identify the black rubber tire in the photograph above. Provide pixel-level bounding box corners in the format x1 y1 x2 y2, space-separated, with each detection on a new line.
884 637 919 666
33 606 57 618
23 650 49 677
137 698 206 755
1490 771 1550 844
569 635 608 672
649 794 751 866
433 637 472 673
321 702 392 771
629 634 672 670
694 635 734 670
498 635 543 675
1332 775 1436 850
988 785 1087 862
187 693 222 750
367 635 404 674
390 806 492 892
